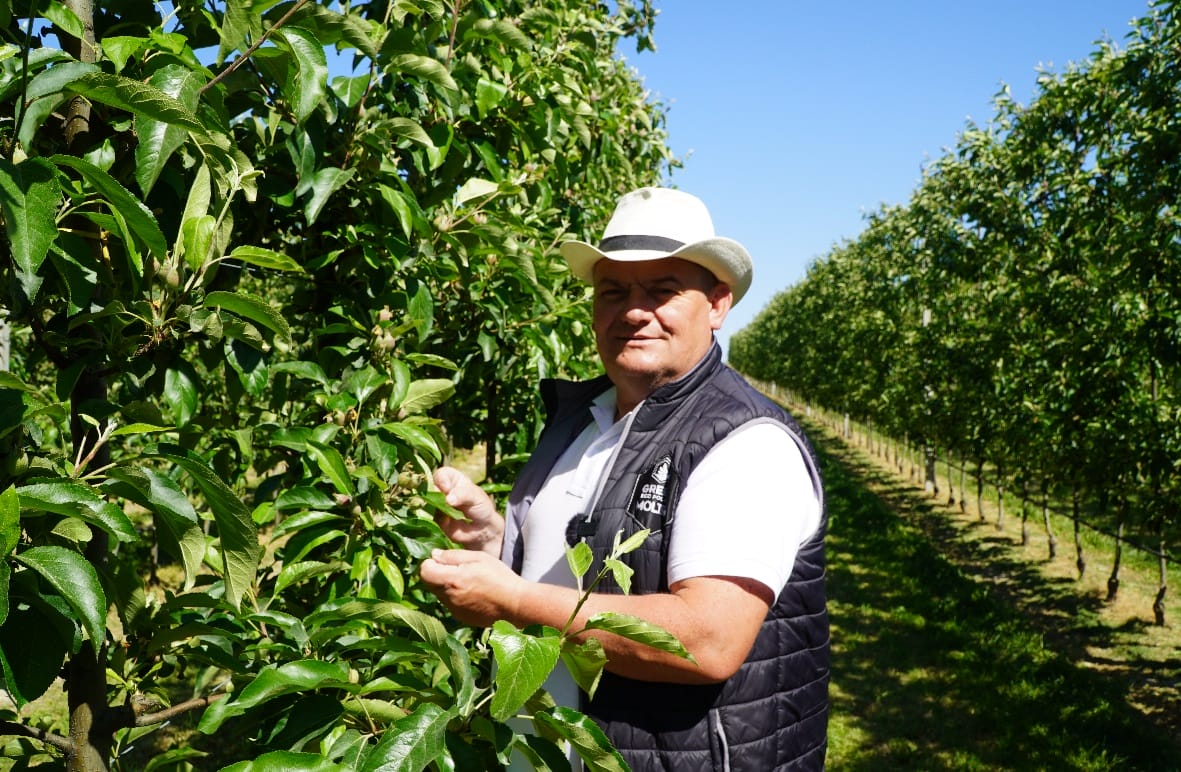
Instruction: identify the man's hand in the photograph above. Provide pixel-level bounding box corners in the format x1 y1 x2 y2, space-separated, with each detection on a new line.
419 548 524 627
433 466 504 557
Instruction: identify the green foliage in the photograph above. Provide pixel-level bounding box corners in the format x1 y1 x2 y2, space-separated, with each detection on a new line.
0 0 677 768
731 0 1181 577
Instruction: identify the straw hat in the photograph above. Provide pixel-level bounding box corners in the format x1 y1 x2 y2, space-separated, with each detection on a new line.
560 187 753 304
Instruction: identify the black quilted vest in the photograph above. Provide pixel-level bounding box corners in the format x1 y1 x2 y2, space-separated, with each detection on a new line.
505 343 830 771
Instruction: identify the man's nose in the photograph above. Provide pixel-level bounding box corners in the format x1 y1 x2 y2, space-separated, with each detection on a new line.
621 287 656 321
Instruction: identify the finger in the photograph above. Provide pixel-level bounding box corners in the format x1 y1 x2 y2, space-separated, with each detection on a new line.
420 555 462 585
429 547 487 566
433 466 466 496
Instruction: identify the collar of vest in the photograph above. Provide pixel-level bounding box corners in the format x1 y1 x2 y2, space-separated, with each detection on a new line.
642 339 724 407
540 339 724 422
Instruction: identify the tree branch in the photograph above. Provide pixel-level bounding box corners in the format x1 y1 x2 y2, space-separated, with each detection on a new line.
134 693 228 728
0 720 73 753
200 0 313 95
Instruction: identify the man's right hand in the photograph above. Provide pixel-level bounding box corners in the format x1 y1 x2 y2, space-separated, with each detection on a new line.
432 466 504 557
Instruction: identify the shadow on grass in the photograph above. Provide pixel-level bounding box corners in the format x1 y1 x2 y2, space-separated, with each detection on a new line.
814 427 1181 772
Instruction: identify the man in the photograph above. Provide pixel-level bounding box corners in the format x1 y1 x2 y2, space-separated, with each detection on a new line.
420 187 829 771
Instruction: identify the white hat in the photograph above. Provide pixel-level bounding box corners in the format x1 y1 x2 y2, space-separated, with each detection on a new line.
560 187 754 304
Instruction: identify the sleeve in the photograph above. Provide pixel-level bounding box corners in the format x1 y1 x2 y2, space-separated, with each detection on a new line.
665 421 821 600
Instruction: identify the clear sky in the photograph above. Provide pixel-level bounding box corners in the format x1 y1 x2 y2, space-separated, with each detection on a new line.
624 0 1152 352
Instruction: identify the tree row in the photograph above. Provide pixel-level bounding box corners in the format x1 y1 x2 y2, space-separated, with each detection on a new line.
731 0 1179 625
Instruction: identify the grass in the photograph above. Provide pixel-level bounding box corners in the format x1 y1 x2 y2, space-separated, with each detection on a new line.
807 412 1181 771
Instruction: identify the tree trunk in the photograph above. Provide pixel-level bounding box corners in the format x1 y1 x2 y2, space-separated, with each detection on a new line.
483 372 497 481
1020 478 1030 546
959 463 967 513
0 308 9 371
61 1 111 768
68 375 112 771
975 461 985 522
995 481 1005 531
946 455 955 507
1106 498 1125 602
1042 478 1057 560
1072 486 1086 580
1153 523 1167 626
924 444 937 496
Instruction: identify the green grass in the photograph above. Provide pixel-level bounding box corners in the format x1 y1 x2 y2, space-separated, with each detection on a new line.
812 418 1181 771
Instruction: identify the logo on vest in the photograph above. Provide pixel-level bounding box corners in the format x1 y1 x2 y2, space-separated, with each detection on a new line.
627 453 679 523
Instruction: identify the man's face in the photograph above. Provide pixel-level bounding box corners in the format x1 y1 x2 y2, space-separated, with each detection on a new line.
592 257 732 399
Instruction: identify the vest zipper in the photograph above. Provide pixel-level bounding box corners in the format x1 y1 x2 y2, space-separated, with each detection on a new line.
577 400 643 540
710 708 731 771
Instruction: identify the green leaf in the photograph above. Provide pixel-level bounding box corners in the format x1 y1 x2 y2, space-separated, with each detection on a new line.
534 707 629 772
0 158 60 301
43 1 85 40
378 421 442 463
305 599 447 649
230 245 304 272
177 163 212 269
164 363 199 428
135 64 204 195
0 602 70 707
408 281 434 340
583 612 695 662
614 528 650 556
51 154 168 260
603 558 633 595
559 637 607 700
377 184 414 239
469 18 531 51
181 214 216 271
226 338 269 398
15 546 107 646
331 73 371 108
0 487 19 556
455 177 498 205
17 478 138 543
274 486 336 511
69 71 204 132
388 117 434 148
388 53 457 92
489 620 561 722
110 422 172 436
273 560 342 596
205 290 292 341
272 361 329 386
303 166 355 225
344 366 388 408
218 751 348 772
475 77 508 119
359 703 454 772
399 379 455 415
198 660 350 733
154 448 260 610
307 440 354 496
565 541 592 582
0 562 9 628
275 26 328 124
103 466 204 590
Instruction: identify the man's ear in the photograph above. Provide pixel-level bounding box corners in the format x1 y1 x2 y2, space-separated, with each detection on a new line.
708 282 733 331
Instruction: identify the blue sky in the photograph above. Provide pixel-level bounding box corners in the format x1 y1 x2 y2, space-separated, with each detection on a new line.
624 0 1152 351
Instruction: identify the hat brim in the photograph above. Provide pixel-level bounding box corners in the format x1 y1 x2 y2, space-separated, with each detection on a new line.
560 237 752 304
